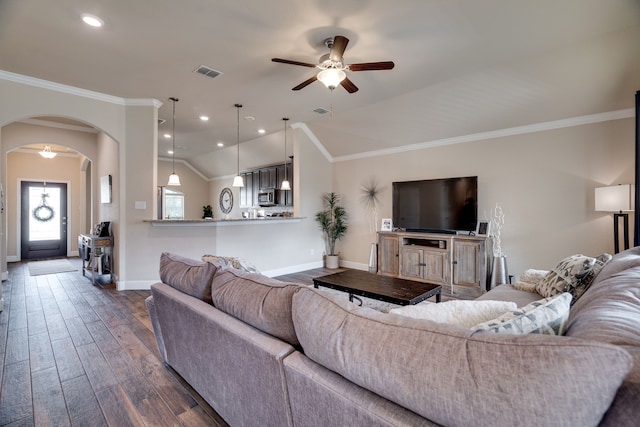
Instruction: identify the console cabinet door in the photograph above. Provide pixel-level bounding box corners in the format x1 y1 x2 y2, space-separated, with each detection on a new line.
423 249 449 285
378 233 399 276
400 246 423 280
452 240 483 288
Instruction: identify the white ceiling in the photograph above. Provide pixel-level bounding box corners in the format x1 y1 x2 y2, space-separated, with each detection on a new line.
1 0 640 178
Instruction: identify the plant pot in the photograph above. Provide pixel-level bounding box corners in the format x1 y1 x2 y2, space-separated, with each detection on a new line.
325 254 340 269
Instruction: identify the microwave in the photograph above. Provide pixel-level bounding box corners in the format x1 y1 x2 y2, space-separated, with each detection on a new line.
258 189 276 206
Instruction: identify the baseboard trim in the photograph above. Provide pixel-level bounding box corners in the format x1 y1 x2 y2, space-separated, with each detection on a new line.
116 280 157 291
262 261 324 277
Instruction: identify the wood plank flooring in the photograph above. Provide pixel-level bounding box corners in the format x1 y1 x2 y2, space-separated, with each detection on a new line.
0 261 465 426
0 259 227 427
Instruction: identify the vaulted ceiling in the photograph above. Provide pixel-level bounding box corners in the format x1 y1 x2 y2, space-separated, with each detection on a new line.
2 0 639 178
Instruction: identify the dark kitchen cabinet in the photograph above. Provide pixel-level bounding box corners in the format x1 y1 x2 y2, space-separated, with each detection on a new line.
259 167 277 189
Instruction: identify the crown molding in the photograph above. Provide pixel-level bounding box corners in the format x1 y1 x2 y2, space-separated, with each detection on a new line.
333 108 635 163
158 157 209 181
0 70 160 108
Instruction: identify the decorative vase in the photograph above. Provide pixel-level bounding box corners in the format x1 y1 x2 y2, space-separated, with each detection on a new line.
368 243 378 273
490 255 509 289
326 254 340 269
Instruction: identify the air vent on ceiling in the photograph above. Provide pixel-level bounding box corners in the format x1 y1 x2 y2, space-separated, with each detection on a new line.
158 119 166 125
194 65 223 79
313 107 331 114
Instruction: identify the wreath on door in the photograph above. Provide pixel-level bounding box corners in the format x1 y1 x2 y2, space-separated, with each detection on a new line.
33 192 55 222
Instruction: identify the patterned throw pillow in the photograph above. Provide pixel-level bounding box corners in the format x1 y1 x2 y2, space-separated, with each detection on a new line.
535 254 611 303
202 254 260 274
472 293 572 335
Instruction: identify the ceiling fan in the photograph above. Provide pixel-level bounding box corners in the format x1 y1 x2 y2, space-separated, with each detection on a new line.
271 35 395 93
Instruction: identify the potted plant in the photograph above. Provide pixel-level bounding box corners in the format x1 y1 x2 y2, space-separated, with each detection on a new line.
315 192 348 269
202 204 213 220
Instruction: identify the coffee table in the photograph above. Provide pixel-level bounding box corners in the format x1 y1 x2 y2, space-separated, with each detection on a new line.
313 269 441 306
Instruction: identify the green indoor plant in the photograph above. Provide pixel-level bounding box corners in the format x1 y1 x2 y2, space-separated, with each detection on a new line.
315 192 348 269
202 204 213 219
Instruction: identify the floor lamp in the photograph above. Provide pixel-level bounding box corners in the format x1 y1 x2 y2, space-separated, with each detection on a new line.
595 184 633 253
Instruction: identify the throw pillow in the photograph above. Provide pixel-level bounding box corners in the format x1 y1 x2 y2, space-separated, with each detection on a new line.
512 281 537 292
202 254 260 273
519 268 549 285
472 292 572 335
570 253 612 302
159 252 219 304
536 254 608 300
389 300 517 328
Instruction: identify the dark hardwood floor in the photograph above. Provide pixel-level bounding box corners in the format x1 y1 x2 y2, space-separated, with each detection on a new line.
0 259 227 427
0 260 464 426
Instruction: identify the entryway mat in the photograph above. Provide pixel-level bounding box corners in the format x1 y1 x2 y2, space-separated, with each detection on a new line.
28 259 77 276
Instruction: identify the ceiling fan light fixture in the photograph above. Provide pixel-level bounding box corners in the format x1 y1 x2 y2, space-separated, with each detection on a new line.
39 145 57 159
317 68 346 90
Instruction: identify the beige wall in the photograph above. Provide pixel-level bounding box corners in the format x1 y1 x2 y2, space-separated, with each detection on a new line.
333 118 635 279
157 160 209 219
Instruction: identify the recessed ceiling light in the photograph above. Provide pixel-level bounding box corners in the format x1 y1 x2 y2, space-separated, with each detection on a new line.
199 116 209 121
164 133 171 138
81 14 104 28
244 116 255 121
168 150 174 155
217 142 224 147
258 129 266 134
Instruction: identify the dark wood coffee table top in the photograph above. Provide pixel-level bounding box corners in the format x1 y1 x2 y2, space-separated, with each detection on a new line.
313 269 441 306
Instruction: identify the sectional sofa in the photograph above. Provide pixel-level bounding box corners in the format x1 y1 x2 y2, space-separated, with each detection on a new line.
145 249 640 426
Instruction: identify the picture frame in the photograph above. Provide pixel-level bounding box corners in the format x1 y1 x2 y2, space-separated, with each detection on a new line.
100 174 112 204
381 218 393 231
475 221 491 236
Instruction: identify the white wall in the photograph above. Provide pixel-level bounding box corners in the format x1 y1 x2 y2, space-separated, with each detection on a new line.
157 159 209 220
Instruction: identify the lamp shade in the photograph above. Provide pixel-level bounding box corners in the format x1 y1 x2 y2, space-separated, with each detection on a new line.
167 173 181 186
595 184 633 212
232 175 244 187
317 68 346 89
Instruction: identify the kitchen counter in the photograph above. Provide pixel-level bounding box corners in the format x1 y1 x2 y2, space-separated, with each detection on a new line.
144 217 304 226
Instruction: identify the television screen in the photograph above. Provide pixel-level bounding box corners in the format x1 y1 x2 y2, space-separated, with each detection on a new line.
392 176 477 233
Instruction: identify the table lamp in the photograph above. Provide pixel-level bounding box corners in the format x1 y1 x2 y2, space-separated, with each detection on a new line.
595 184 633 253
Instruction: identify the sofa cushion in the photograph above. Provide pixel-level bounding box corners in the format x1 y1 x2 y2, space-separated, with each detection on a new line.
536 253 610 303
472 293 572 335
389 300 517 327
292 287 632 427
476 284 542 307
210 267 301 346
159 252 219 304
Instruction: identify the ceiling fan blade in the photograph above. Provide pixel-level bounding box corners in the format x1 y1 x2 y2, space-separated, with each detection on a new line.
329 36 349 63
292 75 318 91
348 61 395 71
272 58 317 68
340 76 359 93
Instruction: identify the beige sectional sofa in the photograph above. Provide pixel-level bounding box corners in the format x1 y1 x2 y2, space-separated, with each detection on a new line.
146 249 640 426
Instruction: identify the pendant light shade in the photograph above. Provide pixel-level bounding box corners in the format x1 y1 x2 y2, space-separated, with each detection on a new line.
39 145 57 159
232 103 244 187
167 97 181 186
280 117 291 191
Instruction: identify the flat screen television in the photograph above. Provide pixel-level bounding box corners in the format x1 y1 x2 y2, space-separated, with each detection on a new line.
392 176 477 234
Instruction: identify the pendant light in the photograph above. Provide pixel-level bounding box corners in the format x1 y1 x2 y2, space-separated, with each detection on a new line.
232 103 244 187
167 97 181 186
280 117 291 190
39 145 57 159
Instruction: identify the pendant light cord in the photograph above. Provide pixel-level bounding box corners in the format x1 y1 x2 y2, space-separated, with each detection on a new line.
235 103 242 176
170 97 179 173
283 118 289 182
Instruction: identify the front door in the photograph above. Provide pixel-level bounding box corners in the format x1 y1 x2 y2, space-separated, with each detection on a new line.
21 181 68 260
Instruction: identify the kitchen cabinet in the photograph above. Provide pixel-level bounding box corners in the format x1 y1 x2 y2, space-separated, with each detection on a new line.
259 167 277 189
239 162 293 208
